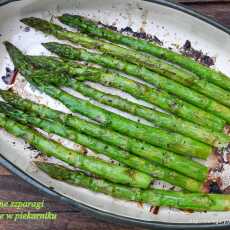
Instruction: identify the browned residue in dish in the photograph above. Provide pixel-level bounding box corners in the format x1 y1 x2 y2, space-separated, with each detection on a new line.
97 20 163 45
204 176 222 194
149 205 160 215
1 67 18 85
209 148 227 172
181 40 215 67
79 146 88 155
181 209 194 214
223 185 230 194
224 125 230 135
120 26 163 45
136 202 143 208
205 143 230 194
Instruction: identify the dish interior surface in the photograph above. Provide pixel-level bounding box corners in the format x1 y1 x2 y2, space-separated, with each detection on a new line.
0 0 230 224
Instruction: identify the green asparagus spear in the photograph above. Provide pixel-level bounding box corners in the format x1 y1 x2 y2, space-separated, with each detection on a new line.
56 80 230 147
43 42 230 124
31 78 214 158
36 161 230 211
0 113 151 188
42 84 217 159
58 14 230 92
27 54 226 132
0 103 204 191
18 52 229 148
0 90 208 180
3 42 214 158
21 17 230 107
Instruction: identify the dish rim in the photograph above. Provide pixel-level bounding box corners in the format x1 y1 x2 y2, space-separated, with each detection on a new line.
0 0 230 229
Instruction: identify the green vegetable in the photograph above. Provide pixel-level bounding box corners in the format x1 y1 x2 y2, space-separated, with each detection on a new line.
20 54 229 147
62 80 230 147
27 54 226 132
0 90 208 180
43 42 230 124
36 161 230 211
58 14 230 93
4 42 213 159
0 102 204 191
21 17 230 107
30 83 215 159
0 113 151 188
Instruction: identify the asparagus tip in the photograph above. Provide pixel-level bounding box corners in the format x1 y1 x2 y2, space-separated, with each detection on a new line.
3 40 11 47
21 17 64 35
34 161 74 181
3 41 24 57
34 160 49 168
58 13 73 19
58 14 83 23
34 161 58 174
20 17 37 26
41 42 56 49
3 41 16 52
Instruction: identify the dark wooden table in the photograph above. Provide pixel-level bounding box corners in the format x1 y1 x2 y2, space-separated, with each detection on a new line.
1 1 230 229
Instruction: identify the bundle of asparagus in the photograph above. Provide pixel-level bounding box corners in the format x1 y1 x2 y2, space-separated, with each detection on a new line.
17 17 230 127
4 42 213 160
21 17 230 107
26 54 227 131
0 90 208 183
43 42 230 125
0 113 151 188
0 101 208 192
36 162 230 211
1 14 230 211
57 14 230 92
24 54 230 145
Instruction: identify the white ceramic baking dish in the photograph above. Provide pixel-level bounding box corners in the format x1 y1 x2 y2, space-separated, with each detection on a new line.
0 0 230 228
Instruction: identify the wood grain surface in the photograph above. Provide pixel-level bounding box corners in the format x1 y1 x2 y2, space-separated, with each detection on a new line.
0 1 230 229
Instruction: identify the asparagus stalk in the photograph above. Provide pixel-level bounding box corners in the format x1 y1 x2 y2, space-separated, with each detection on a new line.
3 42 214 158
58 14 230 93
27 54 226 132
21 17 230 107
0 103 204 191
59 80 230 147
43 42 230 124
36 161 230 211
0 113 151 188
4 42 215 160
17 51 229 148
29 79 214 158
0 90 208 180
